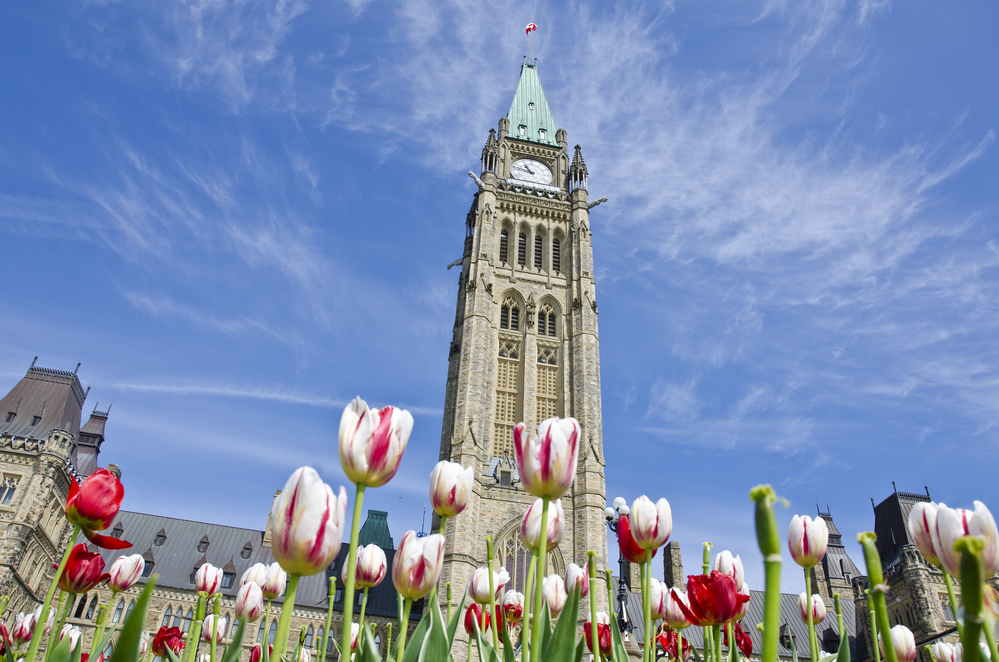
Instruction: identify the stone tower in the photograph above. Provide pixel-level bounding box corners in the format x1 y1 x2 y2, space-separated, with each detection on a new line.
437 58 609 626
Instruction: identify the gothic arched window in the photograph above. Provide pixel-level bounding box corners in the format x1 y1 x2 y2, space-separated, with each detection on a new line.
86 596 99 621
552 237 561 274
162 606 172 628
499 230 509 264
74 593 89 618
304 626 314 648
534 235 543 270
518 233 527 267
112 599 125 624
547 312 556 337
500 300 520 331
317 627 325 651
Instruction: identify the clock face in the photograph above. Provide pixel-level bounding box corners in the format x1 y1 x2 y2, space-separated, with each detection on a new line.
510 159 552 185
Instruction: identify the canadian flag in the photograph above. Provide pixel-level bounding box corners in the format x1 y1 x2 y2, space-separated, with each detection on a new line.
525 23 537 35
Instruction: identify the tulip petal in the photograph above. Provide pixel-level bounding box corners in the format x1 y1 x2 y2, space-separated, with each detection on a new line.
84 530 133 550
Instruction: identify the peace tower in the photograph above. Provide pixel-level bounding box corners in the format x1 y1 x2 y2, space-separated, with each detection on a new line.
437 58 609 620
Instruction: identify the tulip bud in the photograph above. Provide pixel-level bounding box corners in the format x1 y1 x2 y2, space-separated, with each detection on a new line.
650 579 667 619
712 551 745 588
879 625 916 662
202 615 227 643
261 563 287 599
338 397 413 488
933 501 999 578
195 563 223 595
906 502 941 566
584 612 612 658
240 563 268 588
298 648 311 662
249 644 272 662
138 632 151 658
346 544 388 589
630 496 673 550
512 417 580 499
429 461 474 518
664 588 692 630
798 593 826 624
12 613 34 644
235 582 264 622
467 566 511 605
502 591 525 624
66 468 125 533
734 582 751 621
153 627 185 657
271 467 348 576
788 515 829 568
349 622 360 652
392 531 446 600
108 554 145 592
930 642 956 662
565 563 589 599
520 498 564 551
59 544 109 594
464 604 490 635
59 625 81 649
542 574 568 618
32 606 54 635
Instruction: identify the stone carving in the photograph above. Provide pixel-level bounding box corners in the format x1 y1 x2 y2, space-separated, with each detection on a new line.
587 195 608 210
468 171 487 192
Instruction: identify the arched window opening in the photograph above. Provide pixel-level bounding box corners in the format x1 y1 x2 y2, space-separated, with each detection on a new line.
500 306 509 329
86 596 99 621
534 235 543 270
538 305 558 339
305 626 314 648
162 606 172 628
548 313 556 337
103 644 113 659
180 609 194 633
125 601 135 621
317 627 325 651
229 616 239 639
510 307 519 331
552 238 561 274
518 233 527 267
497 522 565 595
74 593 88 618
112 599 125 624
538 314 546 336
268 621 277 644
499 230 509 265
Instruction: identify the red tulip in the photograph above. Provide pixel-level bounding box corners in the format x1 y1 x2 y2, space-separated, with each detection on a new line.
463 604 490 635
493 604 505 634
58 544 109 593
152 626 185 657
584 612 612 658
658 628 693 662
677 572 749 626
724 621 754 658
617 513 657 564
250 644 272 662
66 469 131 550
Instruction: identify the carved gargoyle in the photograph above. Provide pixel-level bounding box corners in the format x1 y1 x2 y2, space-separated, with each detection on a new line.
468 171 486 192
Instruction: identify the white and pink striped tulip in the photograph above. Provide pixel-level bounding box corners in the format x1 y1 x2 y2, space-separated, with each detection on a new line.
235 581 264 622
195 563 223 595
879 625 916 662
788 515 829 568
346 544 387 588
338 397 413 488
664 589 692 630
270 467 348 576
542 574 568 618
906 502 941 566
392 531 446 600
429 461 474 518
108 554 145 592
512 417 580 499
631 496 673 550
502 591 525 624
565 562 589 599
933 501 999 577
521 498 564 552
798 592 826 624
712 550 745 588
202 615 227 643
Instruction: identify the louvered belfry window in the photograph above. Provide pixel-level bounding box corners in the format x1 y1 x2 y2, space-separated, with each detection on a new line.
510 306 519 331
534 235 543 270
552 238 561 273
500 306 509 329
518 233 527 266
500 230 509 264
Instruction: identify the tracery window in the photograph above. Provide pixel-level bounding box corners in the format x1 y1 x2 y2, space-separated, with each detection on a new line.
552 238 561 274
499 230 509 264
0 476 19 506
537 346 560 422
495 337 521 458
496 520 564 595
518 233 527 267
304 626 314 648
534 235 543 270
500 299 520 331
86 596 98 621
537 305 557 338
112 599 125 624
74 593 89 618
162 607 172 628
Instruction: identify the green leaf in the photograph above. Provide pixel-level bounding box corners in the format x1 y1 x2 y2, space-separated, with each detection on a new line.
219 620 246 662
538 601 552 653
819 655 838 662
836 630 851 662
71 639 84 662
401 611 433 662
542 584 580 662
473 621 500 662
499 617 515 662
445 594 466 652
109 577 157 662
418 595 449 662
573 636 585 662
608 613 629 662
356 625 382 662
163 647 183 662
47 633 74 662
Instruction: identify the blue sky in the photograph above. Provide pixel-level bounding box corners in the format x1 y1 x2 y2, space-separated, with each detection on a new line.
1 0 997 593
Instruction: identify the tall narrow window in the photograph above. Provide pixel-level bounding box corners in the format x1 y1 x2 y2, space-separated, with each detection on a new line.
304 627 314 648
495 337 521 458
86 596 99 621
538 315 546 336
112 600 125 624
552 238 561 274
74 593 89 618
162 607 172 628
510 307 519 331
534 235 543 270
500 306 509 330
499 230 508 264
142 561 154 577
548 313 556 337
0 476 18 505
518 233 527 267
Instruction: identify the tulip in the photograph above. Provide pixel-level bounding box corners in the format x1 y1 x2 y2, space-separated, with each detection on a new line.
934 501 999 577
59 544 109 593
12 613 34 644
631 496 673 550
677 571 749 626
906 502 941 565
81 654 104 662
665 588 692 630
249 644 272 662
195 563 223 595
464 604 490 635
59 625 81 649
502 591 525 624
879 624 916 662
584 612 612 658
236 582 264 622
65 468 131 549
298 649 311 662
271 467 348 576
512 417 580 499
542 574 568 618
108 554 145 592
153 626 185 657
492 604 506 634
659 628 693 662
468 566 511 605
139 632 151 657
260 563 287 599
338 397 413 488
429 461 474 518
347 544 388 588
788 515 829 568
712 551 745 588
565 562 589 599
984 584 999 621
734 582 751 621
521 498 564 551
32 606 54 635
202 615 227 643
617 513 656 564
723 621 754 658
930 642 957 662
392 531 446 600
241 563 269 588
798 593 826 624
650 579 667 619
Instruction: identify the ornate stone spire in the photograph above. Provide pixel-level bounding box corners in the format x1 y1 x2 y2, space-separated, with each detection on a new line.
480 128 498 174
570 144 588 191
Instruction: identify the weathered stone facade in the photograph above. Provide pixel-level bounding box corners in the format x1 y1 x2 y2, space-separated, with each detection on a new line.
436 60 609 653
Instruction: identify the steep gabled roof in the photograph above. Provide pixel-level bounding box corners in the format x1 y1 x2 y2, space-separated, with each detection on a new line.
0 359 88 440
506 62 560 147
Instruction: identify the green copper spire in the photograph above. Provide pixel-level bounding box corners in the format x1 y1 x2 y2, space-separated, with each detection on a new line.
506 60 560 147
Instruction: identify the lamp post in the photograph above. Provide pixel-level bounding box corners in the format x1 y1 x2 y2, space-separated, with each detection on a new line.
604 497 634 639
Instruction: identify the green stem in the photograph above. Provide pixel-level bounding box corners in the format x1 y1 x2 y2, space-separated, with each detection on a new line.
293 626 303 662
728 622 737 662
957 538 985 662
588 552 598 662
941 570 964 638
446 583 452 627
272 574 301 659
522 552 537 662
714 625 723 662
25 524 81 662
678 629 684 662
386 623 392 660
210 595 221 662
529 497 550 660
486 536 499 651
186 595 208 662
857 534 896 662
642 562 652 662
867 594 879 662
834 594 844 647
428 515 448 615
805 568 816 662
703 538 714 662
341 484 366 660
320 578 334 662
89 590 115 658
751 485 781 662
46 592 72 662
359 588 369 634
983 622 999 662
395 598 412 662
262 599 272 662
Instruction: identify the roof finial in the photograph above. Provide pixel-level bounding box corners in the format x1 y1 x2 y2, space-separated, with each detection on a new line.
892 480 897 493
75 362 81 375
30 356 37 369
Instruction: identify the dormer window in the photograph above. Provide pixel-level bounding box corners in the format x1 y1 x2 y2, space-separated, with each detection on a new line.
518 125 526 136
4 412 14 423
241 543 252 559
154 531 166 546
198 535 209 553
221 572 235 589
111 523 124 539
30 416 40 426
528 102 534 110
539 129 546 140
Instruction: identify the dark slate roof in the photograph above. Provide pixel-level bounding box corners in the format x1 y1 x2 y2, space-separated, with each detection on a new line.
873 486 932 569
80 409 109 438
0 361 88 440
820 510 862 582
85 509 419 620
623 585 858 659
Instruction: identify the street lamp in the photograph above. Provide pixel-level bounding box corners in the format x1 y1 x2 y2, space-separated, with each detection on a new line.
605 497 633 638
